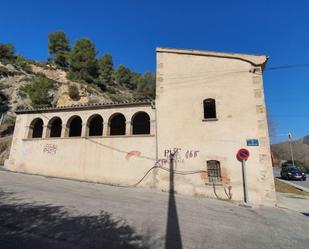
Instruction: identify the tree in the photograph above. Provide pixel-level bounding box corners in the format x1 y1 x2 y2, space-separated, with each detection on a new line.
20 76 54 108
143 72 156 98
116 65 132 89
97 53 114 86
0 43 15 62
68 38 98 83
48 31 70 67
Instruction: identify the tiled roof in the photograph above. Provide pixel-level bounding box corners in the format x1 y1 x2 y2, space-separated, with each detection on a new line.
16 99 155 114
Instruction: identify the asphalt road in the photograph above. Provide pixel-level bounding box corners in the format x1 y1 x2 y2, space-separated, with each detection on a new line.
273 167 309 189
0 171 309 249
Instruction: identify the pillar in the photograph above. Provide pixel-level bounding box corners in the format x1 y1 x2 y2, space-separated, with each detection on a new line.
150 120 156 135
125 121 131 136
81 123 87 137
42 125 48 139
61 124 67 138
103 122 109 136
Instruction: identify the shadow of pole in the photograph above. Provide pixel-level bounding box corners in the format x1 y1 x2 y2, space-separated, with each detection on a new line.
165 152 183 249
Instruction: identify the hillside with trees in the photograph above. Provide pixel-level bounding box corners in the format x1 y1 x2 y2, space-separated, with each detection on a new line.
0 30 155 164
271 135 309 172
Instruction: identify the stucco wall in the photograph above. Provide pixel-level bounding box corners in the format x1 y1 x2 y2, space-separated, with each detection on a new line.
8 105 157 187
155 49 275 205
8 48 276 206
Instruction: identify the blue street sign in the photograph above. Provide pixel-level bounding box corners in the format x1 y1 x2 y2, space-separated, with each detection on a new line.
246 139 259 146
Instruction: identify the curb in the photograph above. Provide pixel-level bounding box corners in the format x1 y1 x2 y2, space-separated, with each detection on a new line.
276 177 309 193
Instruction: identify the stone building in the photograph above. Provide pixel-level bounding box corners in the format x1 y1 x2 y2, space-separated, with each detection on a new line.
8 48 275 205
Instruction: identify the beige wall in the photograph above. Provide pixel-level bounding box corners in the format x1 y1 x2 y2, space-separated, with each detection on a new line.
8 105 157 187
8 48 276 206
155 49 275 205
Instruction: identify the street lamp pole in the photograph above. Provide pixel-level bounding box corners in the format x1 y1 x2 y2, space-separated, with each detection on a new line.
288 132 295 167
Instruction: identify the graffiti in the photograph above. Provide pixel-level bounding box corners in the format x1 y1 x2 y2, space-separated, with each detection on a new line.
159 148 200 166
185 150 199 159
125 150 141 160
43 144 57 155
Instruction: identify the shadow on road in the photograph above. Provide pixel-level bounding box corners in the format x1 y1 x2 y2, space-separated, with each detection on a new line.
0 191 150 249
165 154 183 249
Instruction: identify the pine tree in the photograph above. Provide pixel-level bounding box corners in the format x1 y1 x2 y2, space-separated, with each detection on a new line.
116 65 132 89
97 53 114 86
48 31 70 67
68 38 98 83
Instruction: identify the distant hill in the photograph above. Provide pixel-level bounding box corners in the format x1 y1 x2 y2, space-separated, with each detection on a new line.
271 135 309 172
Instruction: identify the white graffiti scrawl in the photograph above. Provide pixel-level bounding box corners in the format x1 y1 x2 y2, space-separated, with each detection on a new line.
43 144 57 155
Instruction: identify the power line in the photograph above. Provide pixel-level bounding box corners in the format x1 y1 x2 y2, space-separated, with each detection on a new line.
266 63 309 71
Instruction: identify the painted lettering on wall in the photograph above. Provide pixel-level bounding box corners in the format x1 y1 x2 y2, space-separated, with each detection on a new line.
126 150 141 160
43 144 57 155
160 148 200 165
185 150 200 159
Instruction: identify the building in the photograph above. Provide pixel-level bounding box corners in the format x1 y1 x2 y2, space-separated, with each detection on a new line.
7 48 276 205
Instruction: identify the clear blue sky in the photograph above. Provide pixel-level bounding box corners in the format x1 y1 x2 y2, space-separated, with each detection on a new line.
1 0 309 142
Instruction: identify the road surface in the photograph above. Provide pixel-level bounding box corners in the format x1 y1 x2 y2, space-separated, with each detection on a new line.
0 170 308 249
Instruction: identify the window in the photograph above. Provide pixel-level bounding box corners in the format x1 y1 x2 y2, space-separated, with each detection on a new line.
67 116 82 137
87 114 103 136
203 99 216 119
132 112 150 135
48 117 62 138
29 118 44 138
109 113 126 136
207 160 221 182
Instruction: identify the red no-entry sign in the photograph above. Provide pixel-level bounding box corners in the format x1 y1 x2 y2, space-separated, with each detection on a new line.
237 148 250 161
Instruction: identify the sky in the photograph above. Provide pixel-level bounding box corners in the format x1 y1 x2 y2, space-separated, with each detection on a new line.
1 0 309 142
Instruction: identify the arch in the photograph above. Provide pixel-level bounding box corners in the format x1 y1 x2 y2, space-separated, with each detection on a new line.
87 114 103 136
132 112 150 135
29 118 44 138
203 98 216 119
47 117 62 138
109 113 126 136
67 115 82 137
206 160 221 182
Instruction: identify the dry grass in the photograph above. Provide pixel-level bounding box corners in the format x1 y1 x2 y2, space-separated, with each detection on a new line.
274 178 309 196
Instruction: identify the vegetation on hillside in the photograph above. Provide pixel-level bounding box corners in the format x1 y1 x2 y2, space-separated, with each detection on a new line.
1 30 155 109
20 76 55 108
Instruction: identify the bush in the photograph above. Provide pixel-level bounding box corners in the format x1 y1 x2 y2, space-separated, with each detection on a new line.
68 84 80 100
14 55 32 73
20 76 54 108
106 86 116 94
0 43 15 62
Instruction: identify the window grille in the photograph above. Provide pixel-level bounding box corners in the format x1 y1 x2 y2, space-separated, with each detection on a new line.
207 160 222 182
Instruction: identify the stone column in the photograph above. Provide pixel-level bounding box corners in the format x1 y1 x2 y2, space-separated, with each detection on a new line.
81 123 88 137
103 122 109 136
42 125 48 139
61 124 67 138
125 121 131 136
150 120 156 135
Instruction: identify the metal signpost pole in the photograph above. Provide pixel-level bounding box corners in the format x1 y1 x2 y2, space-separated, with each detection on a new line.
242 159 248 204
237 148 250 204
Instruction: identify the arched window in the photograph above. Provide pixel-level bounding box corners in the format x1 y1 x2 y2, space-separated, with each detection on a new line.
207 160 221 182
48 117 62 138
132 112 150 135
109 113 126 136
29 118 44 138
87 114 103 136
67 116 82 137
203 99 217 119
